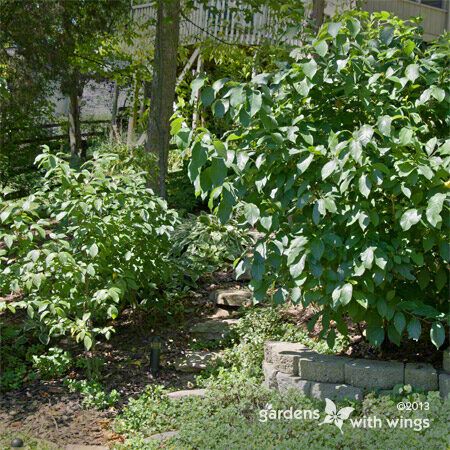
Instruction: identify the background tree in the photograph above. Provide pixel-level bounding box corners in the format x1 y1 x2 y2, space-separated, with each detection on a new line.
145 0 181 197
1 0 129 157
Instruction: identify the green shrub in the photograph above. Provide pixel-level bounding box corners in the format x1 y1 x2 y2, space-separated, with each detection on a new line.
32 347 72 379
0 147 178 349
0 324 39 391
178 12 450 348
65 378 120 410
170 212 251 281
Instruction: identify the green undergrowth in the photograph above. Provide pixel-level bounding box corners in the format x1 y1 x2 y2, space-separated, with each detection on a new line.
114 378 449 450
197 306 349 384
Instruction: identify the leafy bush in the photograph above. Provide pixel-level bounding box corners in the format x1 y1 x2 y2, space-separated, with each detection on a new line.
65 378 120 409
0 147 178 349
32 347 72 379
170 212 251 281
0 324 41 391
178 12 450 348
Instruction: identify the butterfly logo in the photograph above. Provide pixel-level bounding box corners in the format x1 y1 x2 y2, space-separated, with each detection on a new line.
319 398 354 434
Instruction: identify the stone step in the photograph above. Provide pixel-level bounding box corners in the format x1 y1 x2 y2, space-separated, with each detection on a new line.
210 289 252 307
143 431 179 442
209 307 239 319
190 319 239 341
167 388 207 400
66 446 109 450
172 350 219 373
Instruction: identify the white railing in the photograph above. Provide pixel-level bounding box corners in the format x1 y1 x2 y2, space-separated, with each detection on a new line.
132 0 449 45
131 0 303 46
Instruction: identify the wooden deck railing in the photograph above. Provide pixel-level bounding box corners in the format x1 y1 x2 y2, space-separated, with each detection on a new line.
132 0 302 46
133 0 449 44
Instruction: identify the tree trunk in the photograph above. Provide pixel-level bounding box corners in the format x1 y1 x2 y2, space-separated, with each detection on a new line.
145 0 180 199
311 0 325 29
110 81 120 141
192 52 203 129
67 79 83 157
127 74 141 148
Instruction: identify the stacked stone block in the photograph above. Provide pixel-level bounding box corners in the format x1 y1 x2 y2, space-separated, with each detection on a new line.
263 341 445 401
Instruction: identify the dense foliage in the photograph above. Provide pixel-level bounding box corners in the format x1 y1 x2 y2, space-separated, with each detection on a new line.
179 12 450 348
171 212 251 281
115 381 449 450
0 148 178 349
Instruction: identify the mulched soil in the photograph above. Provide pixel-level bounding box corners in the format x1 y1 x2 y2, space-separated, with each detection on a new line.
0 269 446 448
0 270 246 448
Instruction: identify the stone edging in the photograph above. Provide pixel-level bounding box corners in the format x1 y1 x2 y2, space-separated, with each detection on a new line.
263 341 450 401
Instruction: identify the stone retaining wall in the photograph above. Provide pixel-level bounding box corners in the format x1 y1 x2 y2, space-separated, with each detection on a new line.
263 341 450 401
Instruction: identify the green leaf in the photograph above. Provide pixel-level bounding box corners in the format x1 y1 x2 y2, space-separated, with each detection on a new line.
340 283 353 306
430 86 445 102
400 209 421 231
244 203 260 226
367 325 385 346
426 193 446 227
358 174 371 198
310 238 324 260
301 60 318 79
327 329 336 349
88 243 99 258
403 39 415 56
297 153 314 174
107 305 118 319
405 64 419 82
393 312 406 334
83 335 93 351
201 86 215 107
321 160 337 180
289 254 306 278
387 325 401 346
4 235 13 248
398 128 413 146
380 26 394 45
407 318 421 341
314 40 328 57
209 158 227 186
377 115 392 136
361 247 374 269
430 322 445 349
212 100 226 118
249 91 262 117
191 76 206 97
291 286 302 303
357 125 374 146
347 18 361 37
328 22 342 38
188 143 208 181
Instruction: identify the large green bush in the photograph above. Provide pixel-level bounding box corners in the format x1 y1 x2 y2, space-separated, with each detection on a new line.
0 147 178 348
178 12 450 348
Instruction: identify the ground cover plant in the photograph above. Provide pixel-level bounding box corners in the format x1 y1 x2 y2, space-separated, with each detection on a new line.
179 11 450 349
114 378 450 450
